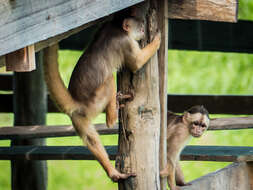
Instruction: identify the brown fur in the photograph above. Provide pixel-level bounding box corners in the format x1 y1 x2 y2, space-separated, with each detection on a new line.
160 105 209 190
44 17 161 182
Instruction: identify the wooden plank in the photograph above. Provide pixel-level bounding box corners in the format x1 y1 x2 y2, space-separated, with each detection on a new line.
157 0 168 189
167 0 238 23
0 74 12 91
182 162 253 190
167 94 253 115
0 124 118 140
0 116 252 140
59 19 253 54
35 17 106 52
0 0 144 56
6 45 36 72
11 51 47 190
168 19 253 53
0 145 253 162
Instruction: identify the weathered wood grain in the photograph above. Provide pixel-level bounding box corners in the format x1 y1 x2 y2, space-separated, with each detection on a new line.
168 0 238 22
181 162 253 190
0 0 144 56
1 145 253 162
0 117 252 140
6 45 36 72
157 0 168 189
117 1 161 189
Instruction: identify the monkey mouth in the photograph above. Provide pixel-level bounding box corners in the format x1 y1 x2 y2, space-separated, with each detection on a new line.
192 133 201 138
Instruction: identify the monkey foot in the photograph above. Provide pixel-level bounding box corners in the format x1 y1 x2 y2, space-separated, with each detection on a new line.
108 169 136 182
116 91 134 101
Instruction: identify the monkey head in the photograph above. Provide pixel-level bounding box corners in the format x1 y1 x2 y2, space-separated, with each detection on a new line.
183 105 210 137
122 17 145 41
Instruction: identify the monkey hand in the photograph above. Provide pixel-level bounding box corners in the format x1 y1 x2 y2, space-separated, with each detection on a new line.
160 166 169 177
108 168 136 182
154 31 161 49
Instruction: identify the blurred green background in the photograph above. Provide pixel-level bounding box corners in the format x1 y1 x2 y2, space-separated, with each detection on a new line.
1 0 253 189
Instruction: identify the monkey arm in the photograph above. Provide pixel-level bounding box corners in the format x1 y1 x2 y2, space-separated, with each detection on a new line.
126 32 161 73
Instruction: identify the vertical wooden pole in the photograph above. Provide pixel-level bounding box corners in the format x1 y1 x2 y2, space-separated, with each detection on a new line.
157 0 168 189
117 1 161 189
11 51 47 190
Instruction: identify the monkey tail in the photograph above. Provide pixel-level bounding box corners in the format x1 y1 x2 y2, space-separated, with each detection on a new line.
44 44 79 116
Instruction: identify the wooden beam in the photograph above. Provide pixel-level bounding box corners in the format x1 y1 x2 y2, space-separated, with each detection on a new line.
117 1 161 189
157 0 168 189
0 74 12 91
167 94 253 115
0 124 118 140
168 19 253 53
6 45 36 72
35 17 105 52
0 117 252 140
0 0 144 56
181 162 253 190
11 51 47 190
1 145 253 162
167 0 238 23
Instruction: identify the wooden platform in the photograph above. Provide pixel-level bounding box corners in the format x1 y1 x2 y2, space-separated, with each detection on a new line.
0 145 253 162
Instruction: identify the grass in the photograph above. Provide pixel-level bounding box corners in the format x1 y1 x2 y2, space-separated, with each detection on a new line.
1 1 253 189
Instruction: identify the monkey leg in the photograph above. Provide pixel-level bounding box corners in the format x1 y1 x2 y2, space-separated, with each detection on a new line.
161 160 178 190
71 114 133 181
175 161 190 186
105 75 118 128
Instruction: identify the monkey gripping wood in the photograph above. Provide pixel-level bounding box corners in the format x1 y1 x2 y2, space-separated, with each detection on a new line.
117 1 161 189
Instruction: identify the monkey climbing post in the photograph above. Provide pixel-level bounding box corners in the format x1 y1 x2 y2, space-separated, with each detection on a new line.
117 1 161 189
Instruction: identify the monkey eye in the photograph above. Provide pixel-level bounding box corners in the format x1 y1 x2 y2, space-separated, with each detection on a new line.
201 124 206 128
193 121 199 126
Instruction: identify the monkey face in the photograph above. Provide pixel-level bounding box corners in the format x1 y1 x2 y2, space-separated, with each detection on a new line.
183 112 209 138
123 18 145 41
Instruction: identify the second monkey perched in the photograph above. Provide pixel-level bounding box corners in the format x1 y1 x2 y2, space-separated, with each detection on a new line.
44 16 161 182
160 105 210 190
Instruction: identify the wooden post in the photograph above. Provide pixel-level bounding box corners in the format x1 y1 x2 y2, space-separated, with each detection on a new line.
11 51 47 190
6 45 36 72
117 1 161 189
157 0 168 189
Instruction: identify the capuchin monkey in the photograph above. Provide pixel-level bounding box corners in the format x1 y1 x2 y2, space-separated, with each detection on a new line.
160 105 210 190
44 16 161 182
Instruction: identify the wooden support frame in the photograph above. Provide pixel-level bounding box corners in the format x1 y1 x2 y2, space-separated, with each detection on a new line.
11 51 47 190
0 116 252 140
167 0 238 23
117 1 161 189
157 0 168 189
0 0 144 57
6 45 35 72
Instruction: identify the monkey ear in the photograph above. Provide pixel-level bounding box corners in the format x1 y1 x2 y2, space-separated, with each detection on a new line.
182 112 191 125
122 19 130 32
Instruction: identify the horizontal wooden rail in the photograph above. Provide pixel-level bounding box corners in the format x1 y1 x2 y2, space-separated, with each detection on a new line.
168 19 253 53
167 94 253 115
1 94 253 114
0 117 252 140
0 145 252 162
58 20 253 53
